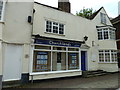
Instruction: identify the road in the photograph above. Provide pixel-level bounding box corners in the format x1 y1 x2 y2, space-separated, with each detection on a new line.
15 73 119 89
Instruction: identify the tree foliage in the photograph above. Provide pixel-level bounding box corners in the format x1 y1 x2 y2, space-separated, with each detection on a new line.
76 8 96 19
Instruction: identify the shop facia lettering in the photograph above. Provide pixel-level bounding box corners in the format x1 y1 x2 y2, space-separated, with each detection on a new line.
49 40 71 46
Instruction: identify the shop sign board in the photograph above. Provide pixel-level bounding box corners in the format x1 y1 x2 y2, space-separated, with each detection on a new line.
34 39 81 47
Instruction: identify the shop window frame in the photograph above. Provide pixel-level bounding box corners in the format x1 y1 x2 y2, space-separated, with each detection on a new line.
31 44 82 74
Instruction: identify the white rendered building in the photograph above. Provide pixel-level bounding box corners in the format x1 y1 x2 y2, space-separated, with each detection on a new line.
0 0 118 86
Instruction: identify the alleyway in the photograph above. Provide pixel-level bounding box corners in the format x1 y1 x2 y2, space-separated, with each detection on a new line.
13 73 119 89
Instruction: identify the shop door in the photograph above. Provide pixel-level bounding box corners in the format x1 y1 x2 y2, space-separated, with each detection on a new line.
81 51 86 71
3 44 22 81
57 52 61 71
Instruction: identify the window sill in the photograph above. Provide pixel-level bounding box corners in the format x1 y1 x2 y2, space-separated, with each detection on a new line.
98 39 116 41
98 62 118 64
44 32 65 36
30 69 81 76
0 21 5 24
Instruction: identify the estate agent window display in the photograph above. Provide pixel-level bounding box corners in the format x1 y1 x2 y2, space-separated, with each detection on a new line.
33 41 81 73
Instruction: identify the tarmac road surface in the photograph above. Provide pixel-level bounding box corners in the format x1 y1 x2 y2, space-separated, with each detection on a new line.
14 73 119 89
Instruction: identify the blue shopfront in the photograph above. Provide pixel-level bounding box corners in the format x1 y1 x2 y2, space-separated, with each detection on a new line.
32 37 87 74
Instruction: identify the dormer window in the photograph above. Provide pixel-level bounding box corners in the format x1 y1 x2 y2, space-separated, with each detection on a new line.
100 13 106 24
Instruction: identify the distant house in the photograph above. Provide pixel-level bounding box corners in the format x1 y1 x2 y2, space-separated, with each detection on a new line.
0 0 118 87
111 15 120 68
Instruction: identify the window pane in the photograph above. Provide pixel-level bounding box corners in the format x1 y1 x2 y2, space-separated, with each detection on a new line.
109 30 115 40
99 53 104 62
98 31 103 40
111 50 117 62
68 53 79 70
101 13 106 24
46 21 52 32
52 52 66 71
53 22 58 34
33 51 51 72
59 24 64 34
103 31 109 39
105 53 110 62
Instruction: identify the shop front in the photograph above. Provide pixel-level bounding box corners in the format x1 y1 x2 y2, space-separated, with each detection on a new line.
30 37 85 79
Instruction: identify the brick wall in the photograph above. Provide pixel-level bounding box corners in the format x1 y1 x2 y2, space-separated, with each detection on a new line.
58 1 71 13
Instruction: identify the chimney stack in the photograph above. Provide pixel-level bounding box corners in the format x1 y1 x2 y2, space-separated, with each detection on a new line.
58 0 71 13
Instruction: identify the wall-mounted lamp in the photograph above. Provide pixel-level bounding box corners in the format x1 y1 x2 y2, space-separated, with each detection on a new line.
28 16 32 23
33 9 35 13
84 36 88 41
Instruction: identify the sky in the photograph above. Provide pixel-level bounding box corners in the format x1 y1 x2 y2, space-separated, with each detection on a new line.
35 0 120 18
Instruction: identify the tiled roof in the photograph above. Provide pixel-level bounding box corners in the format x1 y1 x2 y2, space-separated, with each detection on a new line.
34 2 61 11
88 7 103 20
111 15 120 24
34 2 103 20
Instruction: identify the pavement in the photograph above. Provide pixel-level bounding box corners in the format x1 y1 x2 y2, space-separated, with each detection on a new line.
8 72 120 89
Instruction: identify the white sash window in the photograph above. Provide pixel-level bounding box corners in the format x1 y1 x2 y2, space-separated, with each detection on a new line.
99 50 117 63
45 20 65 35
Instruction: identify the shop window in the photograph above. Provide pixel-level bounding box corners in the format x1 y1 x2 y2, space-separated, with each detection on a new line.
46 20 65 35
68 48 79 51
99 50 117 63
53 47 66 51
33 45 80 73
52 52 66 71
33 51 51 72
68 53 79 70
97 28 115 40
35 45 51 50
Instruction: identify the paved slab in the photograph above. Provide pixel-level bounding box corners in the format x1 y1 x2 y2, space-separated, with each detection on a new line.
14 73 119 89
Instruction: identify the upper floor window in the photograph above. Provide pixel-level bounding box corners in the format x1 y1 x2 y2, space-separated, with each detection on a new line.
100 13 106 24
97 28 115 40
0 1 3 20
46 20 64 35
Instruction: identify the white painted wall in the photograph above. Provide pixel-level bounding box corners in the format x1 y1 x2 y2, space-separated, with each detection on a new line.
0 24 3 40
92 8 118 72
33 3 100 71
33 4 118 72
3 2 34 43
0 41 2 76
1 1 34 81
0 0 33 76
33 3 96 42
92 8 112 26
0 24 3 76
